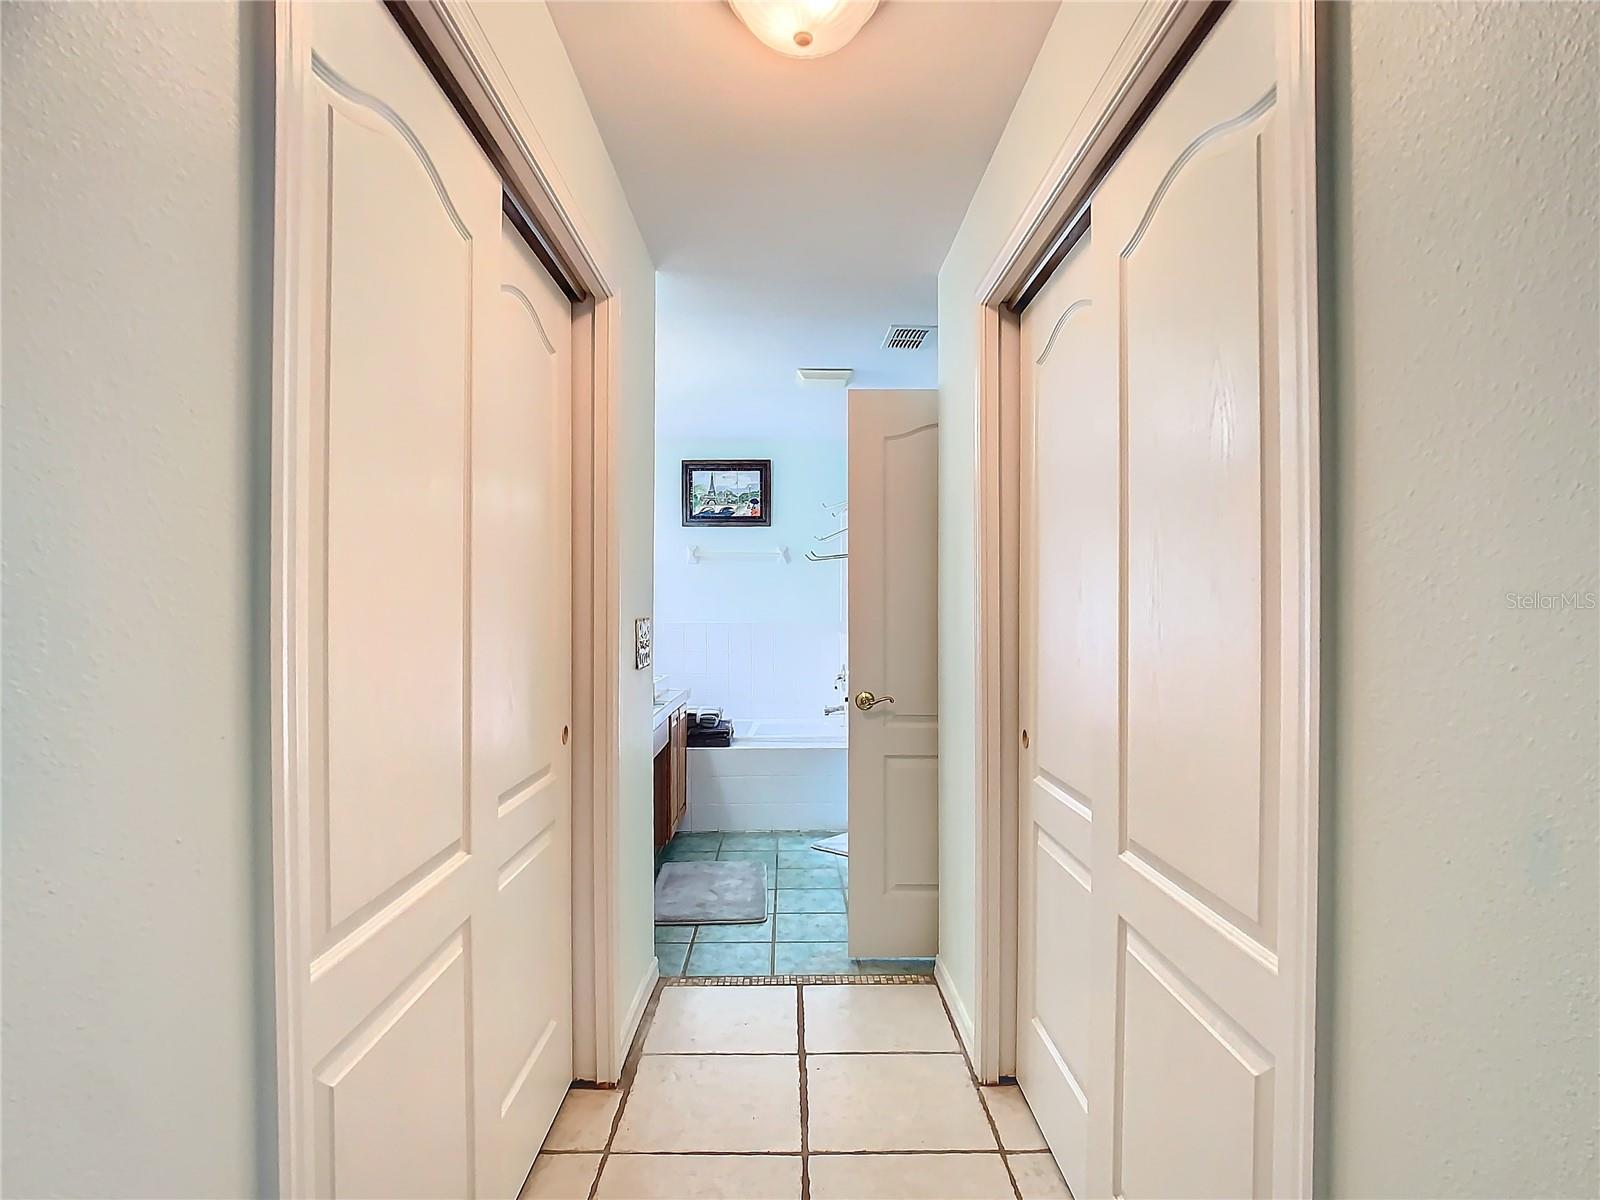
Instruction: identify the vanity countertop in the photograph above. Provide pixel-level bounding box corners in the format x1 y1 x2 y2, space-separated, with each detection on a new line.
652 688 690 730
651 688 690 757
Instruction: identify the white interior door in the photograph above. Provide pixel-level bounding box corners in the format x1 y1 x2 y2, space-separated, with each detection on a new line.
847 388 939 958
290 5 572 1196
1017 225 1114 1196
1017 4 1314 1196
475 215 574 1197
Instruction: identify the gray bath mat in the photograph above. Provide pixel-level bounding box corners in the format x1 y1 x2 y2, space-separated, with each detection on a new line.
811 833 848 858
654 861 768 925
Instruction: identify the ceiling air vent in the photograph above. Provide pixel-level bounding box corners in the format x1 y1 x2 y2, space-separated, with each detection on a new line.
883 325 934 350
797 367 854 386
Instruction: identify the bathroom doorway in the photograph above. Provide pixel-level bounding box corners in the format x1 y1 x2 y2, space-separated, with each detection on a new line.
648 366 939 979
648 398 860 978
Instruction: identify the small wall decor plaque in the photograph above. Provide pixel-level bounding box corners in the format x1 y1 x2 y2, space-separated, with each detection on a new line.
635 617 653 670
681 459 772 527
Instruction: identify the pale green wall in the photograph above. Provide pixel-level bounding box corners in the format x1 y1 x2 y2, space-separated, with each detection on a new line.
1316 4 1598 1195
3 3 275 1194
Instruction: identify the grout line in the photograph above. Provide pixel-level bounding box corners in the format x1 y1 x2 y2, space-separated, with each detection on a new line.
797 983 811 1200
552 1148 1030 1158
634 1049 965 1057
584 977 668 1199
931 979 1024 1200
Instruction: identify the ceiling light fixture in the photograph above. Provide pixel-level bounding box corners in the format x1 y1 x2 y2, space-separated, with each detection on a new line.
728 0 880 60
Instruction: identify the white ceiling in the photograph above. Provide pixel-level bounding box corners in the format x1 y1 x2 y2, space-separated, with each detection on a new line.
548 0 1059 437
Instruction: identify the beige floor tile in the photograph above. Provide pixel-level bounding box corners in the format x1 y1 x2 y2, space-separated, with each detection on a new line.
643 985 797 1055
1010 1152 1071 1199
981 1083 1048 1150
805 1053 997 1151
519 1152 600 1200
542 1088 622 1151
808 1153 1014 1199
596 1154 801 1199
613 1054 800 1152
802 984 959 1053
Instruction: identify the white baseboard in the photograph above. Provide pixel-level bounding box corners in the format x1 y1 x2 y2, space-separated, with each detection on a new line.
614 955 660 1076
935 956 977 1063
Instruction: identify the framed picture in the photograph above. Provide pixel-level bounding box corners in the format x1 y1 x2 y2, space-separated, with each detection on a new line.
681 459 772 527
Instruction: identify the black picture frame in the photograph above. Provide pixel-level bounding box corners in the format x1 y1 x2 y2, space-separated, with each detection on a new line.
681 459 772 527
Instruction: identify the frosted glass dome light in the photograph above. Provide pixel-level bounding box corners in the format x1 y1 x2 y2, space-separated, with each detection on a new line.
728 0 881 59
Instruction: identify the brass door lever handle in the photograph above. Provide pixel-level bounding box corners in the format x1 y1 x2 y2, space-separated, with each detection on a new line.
855 690 895 711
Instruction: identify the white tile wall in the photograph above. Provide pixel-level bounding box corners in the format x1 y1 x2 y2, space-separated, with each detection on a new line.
654 620 846 720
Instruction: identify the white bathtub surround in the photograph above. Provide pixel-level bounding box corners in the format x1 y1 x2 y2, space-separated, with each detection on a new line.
654 621 846 721
686 720 846 832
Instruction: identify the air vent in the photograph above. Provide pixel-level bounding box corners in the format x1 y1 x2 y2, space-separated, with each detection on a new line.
883 325 934 350
797 367 854 385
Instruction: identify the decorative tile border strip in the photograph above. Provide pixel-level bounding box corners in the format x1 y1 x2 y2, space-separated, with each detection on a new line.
663 975 927 985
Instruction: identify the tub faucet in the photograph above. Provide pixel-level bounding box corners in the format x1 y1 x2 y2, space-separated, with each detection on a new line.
823 703 847 716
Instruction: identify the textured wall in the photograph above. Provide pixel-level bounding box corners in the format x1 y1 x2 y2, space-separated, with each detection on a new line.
1317 4 1599 1195
2 3 274 1195
934 0 1138 1047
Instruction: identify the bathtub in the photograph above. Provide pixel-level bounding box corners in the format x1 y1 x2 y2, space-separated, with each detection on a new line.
684 715 847 832
732 715 846 747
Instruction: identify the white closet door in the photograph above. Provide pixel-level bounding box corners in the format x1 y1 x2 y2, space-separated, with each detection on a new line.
1017 226 1115 1197
474 215 574 1198
291 4 572 1196
1018 4 1313 1197
1089 4 1305 1196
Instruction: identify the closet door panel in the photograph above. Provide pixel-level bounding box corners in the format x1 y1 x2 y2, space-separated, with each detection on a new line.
293 4 514 1197
1087 4 1301 1197
320 85 472 935
474 213 575 1200
1016 229 1115 1198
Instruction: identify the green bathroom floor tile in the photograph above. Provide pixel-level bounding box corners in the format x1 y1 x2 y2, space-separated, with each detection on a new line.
774 942 861 975
776 888 846 913
685 941 772 977
776 913 847 942
667 832 722 852
656 943 689 977
776 831 841 850
869 958 935 977
660 847 718 862
719 832 779 851
717 849 779 867
654 923 694 944
694 917 774 943
776 867 839 888
777 849 840 869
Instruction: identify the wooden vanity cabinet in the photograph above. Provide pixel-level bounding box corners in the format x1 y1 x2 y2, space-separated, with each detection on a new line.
653 703 689 851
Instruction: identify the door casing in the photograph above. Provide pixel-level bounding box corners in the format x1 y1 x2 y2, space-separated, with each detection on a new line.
268 2 633 1194
964 1 1322 1194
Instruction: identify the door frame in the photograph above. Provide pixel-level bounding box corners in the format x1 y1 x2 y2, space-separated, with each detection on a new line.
967 0 1321 1192
268 2 628 1193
